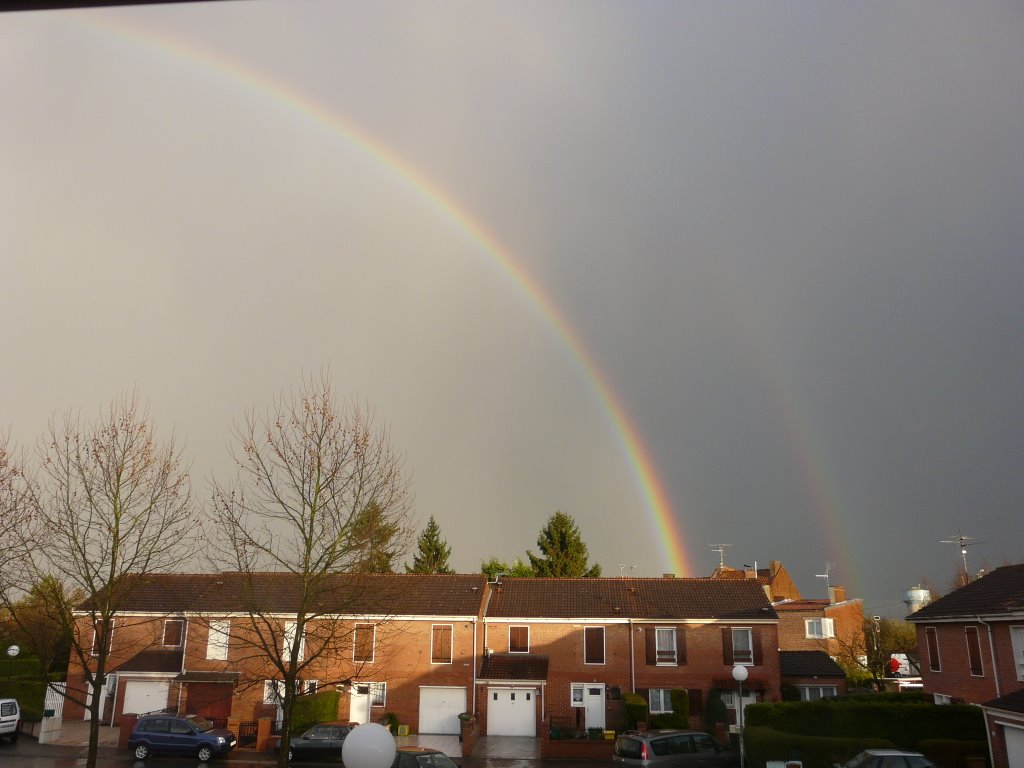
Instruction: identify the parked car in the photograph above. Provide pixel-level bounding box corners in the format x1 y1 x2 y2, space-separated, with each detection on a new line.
278 722 352 762
0 699 20 743
613 729 739 767
128 713 237 761
835 749 939 768
391 745 459 768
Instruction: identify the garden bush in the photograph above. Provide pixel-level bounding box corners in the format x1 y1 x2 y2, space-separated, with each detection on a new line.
623 692 648 729
290 690 341 735
744 725 894 767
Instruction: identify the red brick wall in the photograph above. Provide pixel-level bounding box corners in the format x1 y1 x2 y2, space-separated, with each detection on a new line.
915 622 1008 704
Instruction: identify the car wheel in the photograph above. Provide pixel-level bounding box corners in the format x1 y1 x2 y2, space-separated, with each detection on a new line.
133 743 150 759
197 745 214 762
288 747 294 761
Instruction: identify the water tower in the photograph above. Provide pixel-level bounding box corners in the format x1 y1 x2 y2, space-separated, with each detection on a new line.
903 585 931 615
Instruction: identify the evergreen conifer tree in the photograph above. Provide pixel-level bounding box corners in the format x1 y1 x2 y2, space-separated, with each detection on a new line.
405 515 454 573
527 510 601 577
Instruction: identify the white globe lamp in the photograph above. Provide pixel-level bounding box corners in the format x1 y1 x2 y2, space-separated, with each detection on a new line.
342 723 397 768
731 664 748 767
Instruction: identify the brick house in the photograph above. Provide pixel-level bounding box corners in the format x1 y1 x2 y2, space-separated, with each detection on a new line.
773 587 865 660
66 572 487 736
478 575 780 737
907 564 1024 768
779 650 848 701
711 560 802 602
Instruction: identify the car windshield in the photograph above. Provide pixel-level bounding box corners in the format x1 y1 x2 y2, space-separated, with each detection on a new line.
185 715 214 732
414 754 457 768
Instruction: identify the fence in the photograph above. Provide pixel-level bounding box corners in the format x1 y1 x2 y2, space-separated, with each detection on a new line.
238 721 258 747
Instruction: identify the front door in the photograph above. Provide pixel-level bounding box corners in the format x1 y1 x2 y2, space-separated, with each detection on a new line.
349 686 371 725
584 684 605 730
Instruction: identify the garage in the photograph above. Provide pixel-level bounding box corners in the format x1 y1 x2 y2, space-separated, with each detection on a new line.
418 687 466 734
486 687 536 736
122 680 170 717
1006 723 1024 767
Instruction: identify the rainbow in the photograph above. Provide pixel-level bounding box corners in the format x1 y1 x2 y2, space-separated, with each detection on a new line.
83 12 695 576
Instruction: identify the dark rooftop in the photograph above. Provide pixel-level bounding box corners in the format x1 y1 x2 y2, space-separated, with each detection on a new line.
907 564 1024 621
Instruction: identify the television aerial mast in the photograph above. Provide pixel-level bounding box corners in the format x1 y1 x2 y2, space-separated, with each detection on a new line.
940 529 984 580
815 562 835 595
709 544 732 570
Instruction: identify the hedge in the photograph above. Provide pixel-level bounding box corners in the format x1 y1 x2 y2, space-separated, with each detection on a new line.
744 725 894 767
918 739 991 768
0 679 49 720
290 690 341 735
623 692 648 728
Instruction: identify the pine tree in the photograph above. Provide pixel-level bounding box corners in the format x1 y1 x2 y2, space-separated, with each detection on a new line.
527 511 602 577
480 556 534 581
405 515 454 574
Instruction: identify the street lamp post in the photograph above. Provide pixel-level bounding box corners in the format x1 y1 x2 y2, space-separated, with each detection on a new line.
732 663 748 768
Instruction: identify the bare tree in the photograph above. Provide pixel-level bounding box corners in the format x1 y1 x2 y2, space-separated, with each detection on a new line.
0 431 33 605
4 393 197 768
208 373 414 767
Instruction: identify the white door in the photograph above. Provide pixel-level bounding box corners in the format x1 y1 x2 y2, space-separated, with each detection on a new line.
84 679 110 721
1006 724 1024 768
349 687 371 725
122 680 170 717
486 688 536 736
418 687 466 734
583 684 605 730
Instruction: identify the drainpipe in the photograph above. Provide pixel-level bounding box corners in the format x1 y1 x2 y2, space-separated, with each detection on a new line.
977 616 1001 698
629 619 636 693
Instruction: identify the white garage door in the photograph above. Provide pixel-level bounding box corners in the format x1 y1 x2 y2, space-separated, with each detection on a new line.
486 688 536 737
418 687 466 734
123 680 170 716
1006 724 1024 767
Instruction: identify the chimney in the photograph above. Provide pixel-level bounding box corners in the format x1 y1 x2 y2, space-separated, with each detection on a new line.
662 573 676 579
829 585 846 604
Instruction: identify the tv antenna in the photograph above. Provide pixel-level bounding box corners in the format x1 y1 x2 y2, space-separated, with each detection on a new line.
815 562 835 595
619 563 637 577
941 529 984 579
709 544 732 570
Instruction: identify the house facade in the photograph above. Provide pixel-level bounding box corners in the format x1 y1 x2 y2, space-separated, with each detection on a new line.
773 587 865 661
479 575 781 737
907 564 1024 768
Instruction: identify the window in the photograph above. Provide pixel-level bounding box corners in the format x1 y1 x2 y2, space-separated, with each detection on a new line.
584 626 605 664
509 625 529 653
354 623 375 662
570 683 585 707
925 627 941 672
91 618 114 656
283 621 305 663
649 688 672 714
1011 626 1024 681
431 624 453 664
933 693 951 705
804 618 835 639
965 626 984 676
655 627 676 664
206 619 230 661
163 619 185 647
798 685 837 701
263 680 285 705
367 682 386 707
731 628 753 664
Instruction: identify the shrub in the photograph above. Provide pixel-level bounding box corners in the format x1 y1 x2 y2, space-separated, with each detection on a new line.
918 739 991 768
744 725 894 767
705 689 729 732
623 692 648 729
290 690 341 735
670 689 689 722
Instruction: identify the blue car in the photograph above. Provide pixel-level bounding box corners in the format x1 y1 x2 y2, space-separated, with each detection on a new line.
129 714 237 761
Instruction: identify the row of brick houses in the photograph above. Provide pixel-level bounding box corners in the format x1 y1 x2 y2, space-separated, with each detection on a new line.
66 572 792 738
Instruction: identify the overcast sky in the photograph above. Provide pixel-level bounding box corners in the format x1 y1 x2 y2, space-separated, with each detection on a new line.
2 1 1022 615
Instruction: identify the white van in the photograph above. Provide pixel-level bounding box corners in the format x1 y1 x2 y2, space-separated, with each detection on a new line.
0 698 20 742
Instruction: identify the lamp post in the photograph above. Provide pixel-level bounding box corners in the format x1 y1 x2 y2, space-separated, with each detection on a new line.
731 663 748 768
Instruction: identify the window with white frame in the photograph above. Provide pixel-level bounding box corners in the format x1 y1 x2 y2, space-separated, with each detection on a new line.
732 627 753 664
509 625 529 653
283 621 305 663
368 682 386 707
933 693 951 705
798 685 837 701
570 683 585 707
804 618 835 639
354 623 375 662
431 624 453 664
1011 626 1024 681
263 680 285 705
584 626 605 664
655 628 677 665
649 688 672 714
925 627 941 672
91 619 114 656
163 619 185 647
206 619 230 661
965 626 984 676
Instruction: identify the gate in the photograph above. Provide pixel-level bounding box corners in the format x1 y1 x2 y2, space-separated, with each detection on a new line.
238 720 258 747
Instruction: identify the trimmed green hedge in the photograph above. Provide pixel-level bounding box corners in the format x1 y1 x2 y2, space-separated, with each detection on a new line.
290 690 341 735
0 679 48 720
919 739 990 768
623 692 648 728
744 698 985 752
744 725 894 767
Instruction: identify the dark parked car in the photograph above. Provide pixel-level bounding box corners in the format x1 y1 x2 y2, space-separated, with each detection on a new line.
391 746 459 768
613 729 739 768
835 749 939 768
278 722 352 762
128 713 237 761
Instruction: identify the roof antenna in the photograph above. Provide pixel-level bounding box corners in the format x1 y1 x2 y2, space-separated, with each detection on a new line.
815 562 835 596
618 564 636 577
709 544 732 570
941 529 984 582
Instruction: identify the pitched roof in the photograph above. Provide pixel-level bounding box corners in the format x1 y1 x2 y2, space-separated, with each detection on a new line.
774 600 830 612
80 572 487 617
485 577 775 620
982 688 1024 715
779 650 846 679
907 564 1024 621
479 653 549 682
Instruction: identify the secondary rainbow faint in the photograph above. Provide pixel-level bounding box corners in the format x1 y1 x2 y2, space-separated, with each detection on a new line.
85 12 695 577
